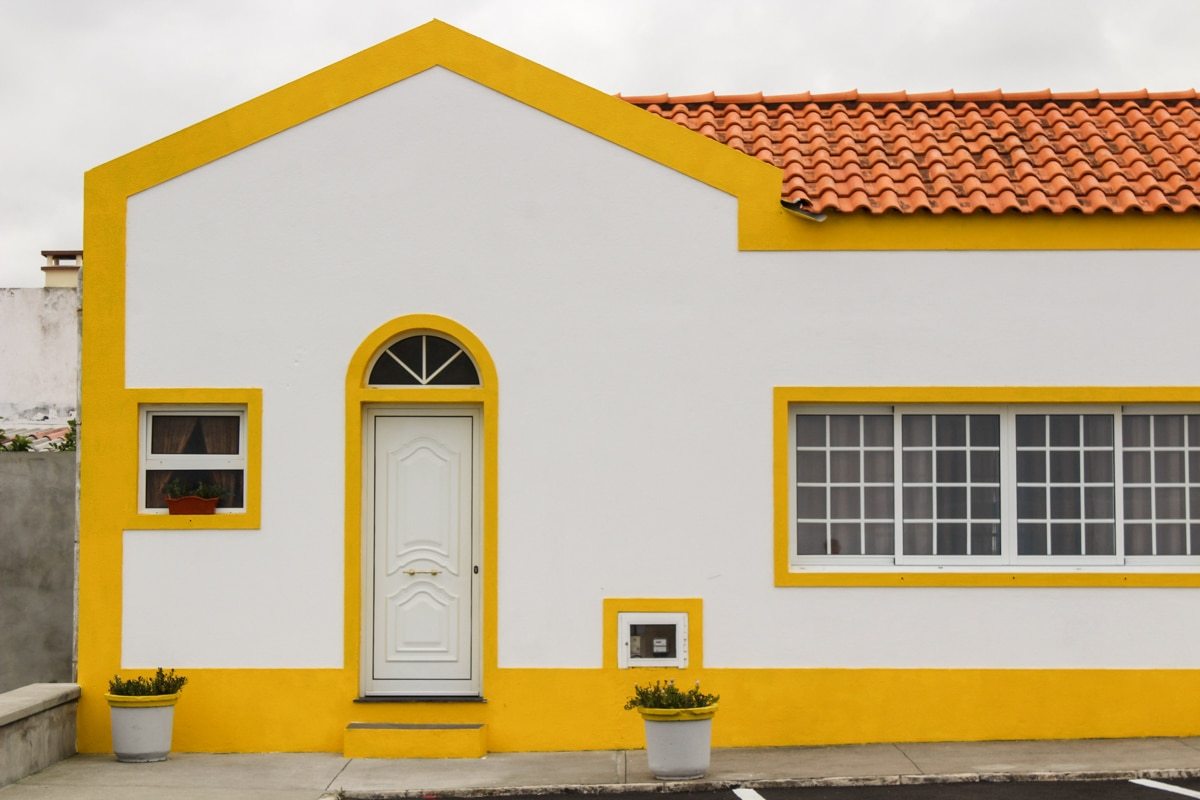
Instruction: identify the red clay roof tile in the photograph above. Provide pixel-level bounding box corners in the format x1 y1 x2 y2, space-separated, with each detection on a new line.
625 89 1200 215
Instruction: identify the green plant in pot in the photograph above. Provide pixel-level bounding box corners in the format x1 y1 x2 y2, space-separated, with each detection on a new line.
626 680 719 780
105 668 188 762
163 478 227 515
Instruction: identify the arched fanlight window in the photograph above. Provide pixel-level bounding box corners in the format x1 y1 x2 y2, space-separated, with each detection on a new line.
368 334 480 386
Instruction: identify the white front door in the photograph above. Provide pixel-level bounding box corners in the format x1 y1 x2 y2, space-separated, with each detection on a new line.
363 408 481 696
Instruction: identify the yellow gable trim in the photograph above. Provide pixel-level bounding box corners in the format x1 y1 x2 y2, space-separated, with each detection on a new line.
84 19 1196 252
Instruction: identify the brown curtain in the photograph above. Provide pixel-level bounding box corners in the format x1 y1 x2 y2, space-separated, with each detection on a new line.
198 416 241 506
146 416 199 504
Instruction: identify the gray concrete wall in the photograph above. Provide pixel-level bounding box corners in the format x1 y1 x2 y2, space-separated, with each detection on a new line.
0 287 78 424
0 452 76 693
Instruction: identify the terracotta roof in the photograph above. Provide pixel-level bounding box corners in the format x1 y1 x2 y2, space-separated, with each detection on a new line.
0 425 73 453
621 89 1200 215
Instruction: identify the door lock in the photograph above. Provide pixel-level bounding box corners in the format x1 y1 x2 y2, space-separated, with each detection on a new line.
402 568 442 576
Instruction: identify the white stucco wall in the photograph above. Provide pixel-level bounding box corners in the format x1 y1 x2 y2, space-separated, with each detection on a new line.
121 67 1200 670
0 287 78 424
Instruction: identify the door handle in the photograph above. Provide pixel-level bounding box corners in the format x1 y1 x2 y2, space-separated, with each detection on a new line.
403 568 442 576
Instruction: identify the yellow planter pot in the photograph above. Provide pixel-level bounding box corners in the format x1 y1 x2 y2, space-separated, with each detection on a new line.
635 704 718 721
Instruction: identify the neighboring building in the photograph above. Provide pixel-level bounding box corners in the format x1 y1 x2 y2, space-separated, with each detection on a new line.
0 251 81 430
77 22 1200 757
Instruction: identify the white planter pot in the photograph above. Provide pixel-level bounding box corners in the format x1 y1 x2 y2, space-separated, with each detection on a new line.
638 705 717 780
106 693 180 763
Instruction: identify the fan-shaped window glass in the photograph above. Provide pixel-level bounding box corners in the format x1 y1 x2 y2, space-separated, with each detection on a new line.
369 334 480 386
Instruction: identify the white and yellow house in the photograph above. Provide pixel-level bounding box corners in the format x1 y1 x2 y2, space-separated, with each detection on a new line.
79 21 1200 756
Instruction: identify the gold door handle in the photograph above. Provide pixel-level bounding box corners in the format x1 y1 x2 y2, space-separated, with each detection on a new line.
403 568 442 576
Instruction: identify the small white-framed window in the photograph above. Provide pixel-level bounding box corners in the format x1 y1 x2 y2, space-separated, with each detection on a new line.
616 612 689 668
789 404 1200 570
139 406 247 513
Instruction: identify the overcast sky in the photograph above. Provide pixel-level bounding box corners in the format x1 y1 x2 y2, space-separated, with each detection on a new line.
2 0 1197 286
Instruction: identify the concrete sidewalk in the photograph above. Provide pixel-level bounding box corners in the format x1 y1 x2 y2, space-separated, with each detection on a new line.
7 738 1200 799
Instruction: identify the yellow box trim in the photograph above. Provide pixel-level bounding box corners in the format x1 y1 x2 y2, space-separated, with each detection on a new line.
125 388 263 530
774 386 1200 587
602 598 704 670
343 723 487 759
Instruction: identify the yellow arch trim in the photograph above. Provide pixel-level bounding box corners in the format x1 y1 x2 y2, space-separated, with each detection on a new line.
774 386 1200 587
343 314 499 695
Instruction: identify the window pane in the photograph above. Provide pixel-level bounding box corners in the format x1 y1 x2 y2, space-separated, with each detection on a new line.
1155 451 1186 483
970 486 1000 520
1157 487 1186 519
863 451 893 482
936 415 966 447
1084 451 1113 483
937 523 967 554
150 415 239 455
864 523 895 555
795 416 826 447
903 451 932 482
971 451 1000 483
864 487 894 519
903 487 933 519
902 415 931 447
970 415 1000 447
1017 451 1046 482
1016 415 1044 446
830 523 862 555
829 451 860 483
1085 523 1115 555
1050 487 1081 519
1125 524 1153 555
1049 451 1080 483
971 523 1001 555
1051 523 1082 555
829 415 859 447
862 416 893 447
796 451 826 482
1018 487 1046 519
1083 415 1113 447
1192 524 1200 554
904 523 933 554
1155 415 1185 447
1158 524 1187 555
1124 487 1151 519
1084 487 1114 519
1123 451 1151 483
936 486 967 519
145 469 244 509
1018 523 1047 554
1123 415 1151 447
1049 415 1080 447
1190 416 1200 447
796 486 827 518
830 487 860 519
796 523 827 554
935 450 967 483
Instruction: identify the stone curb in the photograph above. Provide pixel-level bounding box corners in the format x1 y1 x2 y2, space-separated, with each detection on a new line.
335 767 1200 799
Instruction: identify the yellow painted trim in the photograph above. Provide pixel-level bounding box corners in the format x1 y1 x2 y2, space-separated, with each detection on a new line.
125 388 263 530
774 386 1200 587
602 598 703 670
77 666 1200 752
343 723 487 758
105 692 180 708
637 705 717 721
344 314 499 698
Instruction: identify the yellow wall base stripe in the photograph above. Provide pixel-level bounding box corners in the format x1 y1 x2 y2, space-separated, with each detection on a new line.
344 722 487 759
75 667 1200 754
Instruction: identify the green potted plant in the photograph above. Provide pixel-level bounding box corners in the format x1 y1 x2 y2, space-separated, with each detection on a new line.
625 680 719 780
105 668 188 762
163 479 226 515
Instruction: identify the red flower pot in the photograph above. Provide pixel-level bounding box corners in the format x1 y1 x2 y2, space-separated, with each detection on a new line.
164 496 220 515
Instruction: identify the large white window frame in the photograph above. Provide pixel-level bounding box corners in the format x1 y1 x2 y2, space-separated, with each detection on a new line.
789 403 1200 571
138 405 248 514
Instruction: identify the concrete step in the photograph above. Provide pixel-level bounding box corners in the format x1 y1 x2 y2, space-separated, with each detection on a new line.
344 721 487 759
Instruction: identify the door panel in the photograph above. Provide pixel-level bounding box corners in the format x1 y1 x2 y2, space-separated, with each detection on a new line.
367 412 479 694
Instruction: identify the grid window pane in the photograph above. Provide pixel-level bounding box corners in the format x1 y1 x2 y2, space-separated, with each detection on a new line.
1121 413 1200 557
794 413 894 557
